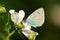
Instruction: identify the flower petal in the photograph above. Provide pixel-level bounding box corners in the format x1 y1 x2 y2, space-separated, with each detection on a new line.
19 10 25 19
11 12 18 24
22 30 38 37
16 10 25 24
9 9 15 14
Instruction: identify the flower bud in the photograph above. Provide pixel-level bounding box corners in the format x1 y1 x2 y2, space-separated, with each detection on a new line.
17 23 24 29
0 6 6 13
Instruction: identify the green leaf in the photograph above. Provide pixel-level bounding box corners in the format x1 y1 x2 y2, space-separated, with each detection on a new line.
0 16 5 32
0 16 8 40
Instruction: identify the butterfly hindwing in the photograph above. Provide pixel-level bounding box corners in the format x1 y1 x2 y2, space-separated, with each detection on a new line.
26 8 45 27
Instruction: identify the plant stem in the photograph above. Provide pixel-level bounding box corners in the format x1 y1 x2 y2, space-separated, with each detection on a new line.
8 30 15 38
4 30 15 40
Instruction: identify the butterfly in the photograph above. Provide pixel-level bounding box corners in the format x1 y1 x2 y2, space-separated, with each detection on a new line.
26 8 45 27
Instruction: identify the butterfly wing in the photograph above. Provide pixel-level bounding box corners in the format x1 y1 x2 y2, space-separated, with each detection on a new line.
26 8 45 27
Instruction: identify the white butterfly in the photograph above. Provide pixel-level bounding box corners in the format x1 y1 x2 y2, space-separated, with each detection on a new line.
26 8 45 27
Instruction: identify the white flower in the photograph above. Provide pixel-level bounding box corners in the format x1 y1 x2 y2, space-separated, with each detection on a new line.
9 10 25 25
22 22 38 40
22 29 38 37
22 29 38 40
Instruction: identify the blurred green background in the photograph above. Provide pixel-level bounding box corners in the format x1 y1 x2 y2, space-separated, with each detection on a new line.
0 0 60 40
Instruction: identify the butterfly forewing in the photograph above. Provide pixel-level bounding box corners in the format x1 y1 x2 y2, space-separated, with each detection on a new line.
26 8 45 27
